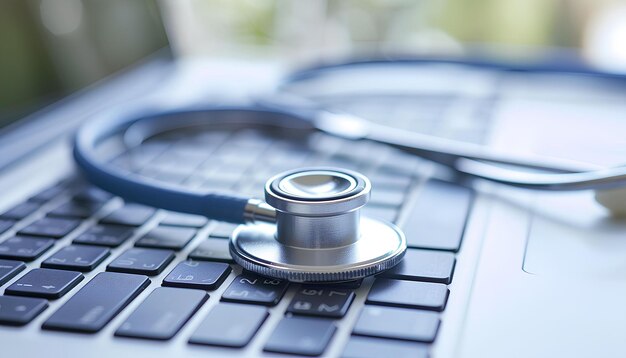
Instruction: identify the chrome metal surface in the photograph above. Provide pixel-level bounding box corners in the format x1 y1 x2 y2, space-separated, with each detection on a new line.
243 199 277 224
230 217 407 282
266 168 370 249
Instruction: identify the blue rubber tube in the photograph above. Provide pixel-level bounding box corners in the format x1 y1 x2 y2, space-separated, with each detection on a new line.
73 105 277 224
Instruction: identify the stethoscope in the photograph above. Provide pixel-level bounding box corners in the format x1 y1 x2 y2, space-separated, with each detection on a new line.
73 68 626 283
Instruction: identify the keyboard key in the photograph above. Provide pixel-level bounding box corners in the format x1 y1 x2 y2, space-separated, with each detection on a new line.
107 248 175 276
221 273 288 306
0 295 48 326
160 211 208 228
189 303 268 348
353 305 440 342
362 206 397 223
18 217 80 238
264 316 336 356
101 204 155 226
42 245 110 272
368 173 412 190
188 238 232 263
0 219 13 235
29 184 65 203
0 236 55 261
287 286 355 318
73 224 134 247
330 279 363 289
0 201 40 220
48 200 103 218
5 268 83 299
0 259 26 286
162 260 231 290
366 279 449 311
342 336 429 358
402 180 472 251
73 187 113 203
369 188 405 207
115 287 208 340
379 249 456 284
135 226 196 251
209 222 239 238
42 272 150 333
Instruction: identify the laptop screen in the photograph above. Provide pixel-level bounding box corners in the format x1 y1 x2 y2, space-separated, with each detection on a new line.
0 0 168 130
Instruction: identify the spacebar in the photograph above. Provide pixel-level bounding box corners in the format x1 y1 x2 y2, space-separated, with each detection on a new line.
42 272 150 333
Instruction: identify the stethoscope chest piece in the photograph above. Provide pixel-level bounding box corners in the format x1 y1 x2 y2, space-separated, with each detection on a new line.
229 168 407 282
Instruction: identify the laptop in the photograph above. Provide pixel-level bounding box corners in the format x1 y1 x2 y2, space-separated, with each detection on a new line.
1 3 626 358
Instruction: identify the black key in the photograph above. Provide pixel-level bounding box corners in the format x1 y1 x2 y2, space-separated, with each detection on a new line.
221 274 288 306
101 204 155 226
160 211 208 228
369 188 405 207
135 226 196 251
0 236 55 261
329 279 362 289
48 200 103 218
353 305 440 342
342 336 429 358
264 316 336 356
73 187 113 203
402 180 472 251
189 303 268 348
73 224 134 247
115 287 208 340
379 249 456 284
0 219 13 235
287 286 355 318
209 222 238 238
42 272 150 333
366 278 449 311
107 248 175 276
369 173 413 190
42 245 110 272
362 206 397 223
29 184 65 203
0 201 40 220
18 217 80 238
0 259 26 286
5 268 83 299
188 238 232 263
162 260 231 290
0 295 48 326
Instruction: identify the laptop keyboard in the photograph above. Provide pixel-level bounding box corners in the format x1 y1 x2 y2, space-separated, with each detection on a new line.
0 125 473 357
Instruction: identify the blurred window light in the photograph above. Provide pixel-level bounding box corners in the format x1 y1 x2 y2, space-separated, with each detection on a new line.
40 0 84 36
584 3 626 73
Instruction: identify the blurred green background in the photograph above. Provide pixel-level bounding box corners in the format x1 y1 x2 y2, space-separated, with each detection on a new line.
1 0 625 128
